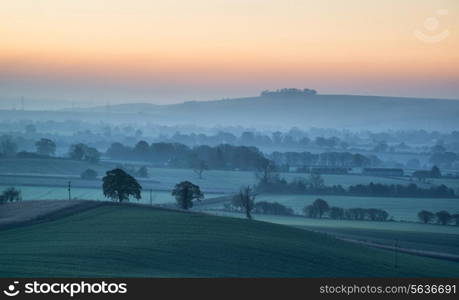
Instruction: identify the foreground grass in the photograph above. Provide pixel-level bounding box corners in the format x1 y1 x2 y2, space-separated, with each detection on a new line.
201 210 459 255
0 204 458 277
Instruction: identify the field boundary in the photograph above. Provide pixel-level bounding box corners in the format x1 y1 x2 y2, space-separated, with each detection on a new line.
338 237 459 262
0 200 104 231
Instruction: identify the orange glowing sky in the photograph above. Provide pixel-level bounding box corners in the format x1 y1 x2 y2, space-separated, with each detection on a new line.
1 0 458 104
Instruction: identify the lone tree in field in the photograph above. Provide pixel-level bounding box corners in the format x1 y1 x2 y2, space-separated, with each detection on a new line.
435 210 451 225
0 187 21 203
172 181 204 209
35 138 56 156
192 159 208 179
312 198 329 218
237 186 256 220
417 210 435 224
102 169 142 202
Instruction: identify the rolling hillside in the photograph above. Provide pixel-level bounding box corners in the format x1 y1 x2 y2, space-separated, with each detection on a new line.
68 93 459 130
0 201 457 277
1 93 458 130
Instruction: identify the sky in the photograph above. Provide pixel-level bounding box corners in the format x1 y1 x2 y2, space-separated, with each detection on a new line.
0 0 458 106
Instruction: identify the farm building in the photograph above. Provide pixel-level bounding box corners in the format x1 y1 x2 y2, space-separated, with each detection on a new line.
362 168 404 177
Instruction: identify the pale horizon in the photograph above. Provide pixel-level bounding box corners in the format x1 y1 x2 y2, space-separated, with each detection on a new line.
1 0 458 105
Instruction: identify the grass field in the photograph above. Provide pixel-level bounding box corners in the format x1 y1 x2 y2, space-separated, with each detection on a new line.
3 158 452 195
0 203 458 277
209 194 459 222
0 185 224 205
199 211 459 234
0 158 115 176
199 210 459 257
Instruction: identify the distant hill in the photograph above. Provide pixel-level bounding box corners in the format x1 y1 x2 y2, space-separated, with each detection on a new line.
1 93 458 130
0 201 457 277
66 93 459 130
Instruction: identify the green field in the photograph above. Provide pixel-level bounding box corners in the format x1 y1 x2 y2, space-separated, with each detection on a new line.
198 210 459 256
209 194 458 222
2 158 448 194
0 185 224 205
199 211 459 234
0 158 115 176
0 203 458 277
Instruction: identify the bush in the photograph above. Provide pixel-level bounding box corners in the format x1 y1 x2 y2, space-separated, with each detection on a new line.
0 187 21 204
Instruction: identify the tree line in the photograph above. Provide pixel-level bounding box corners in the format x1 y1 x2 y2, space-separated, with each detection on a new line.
417 210 459 226
226 195 294 217
270 151 381 169
303 199 390 221
256 172 457 198
0 187 21 204
107 141 269 171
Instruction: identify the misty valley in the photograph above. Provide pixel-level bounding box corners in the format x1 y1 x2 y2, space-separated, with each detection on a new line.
0 90 458 277
3 1 459 295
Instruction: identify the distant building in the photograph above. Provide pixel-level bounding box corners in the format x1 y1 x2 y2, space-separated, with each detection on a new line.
362 168 404 177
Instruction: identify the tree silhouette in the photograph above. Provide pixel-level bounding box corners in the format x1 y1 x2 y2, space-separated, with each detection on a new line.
237 186 256 220
435 210 451 225
0 187 21 203
102 169 142 202
312 198 329 218
417 210 434 224
35 138 56 156
192 160 208 179
172 181 203 209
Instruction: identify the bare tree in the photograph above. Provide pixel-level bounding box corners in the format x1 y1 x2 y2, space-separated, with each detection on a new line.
255 160 277 183
238 186 256 220
192 160 208 179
